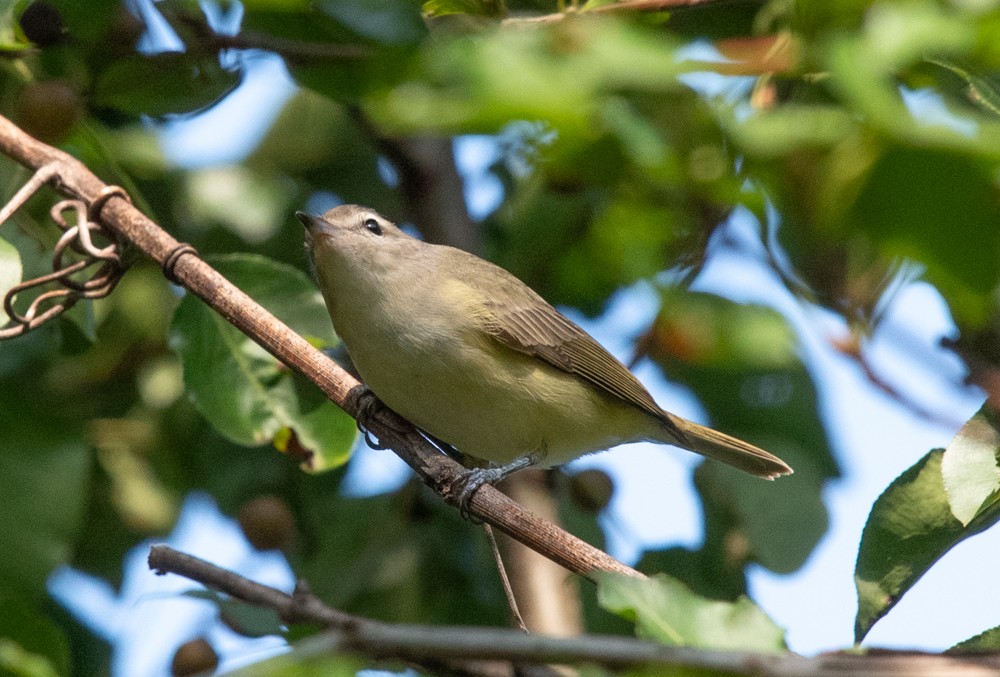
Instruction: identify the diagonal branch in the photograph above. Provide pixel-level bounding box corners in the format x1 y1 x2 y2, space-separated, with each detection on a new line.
0 113 638 581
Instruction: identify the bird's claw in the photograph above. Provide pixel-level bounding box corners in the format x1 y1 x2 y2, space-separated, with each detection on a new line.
354 388 390 450
451 455 538 521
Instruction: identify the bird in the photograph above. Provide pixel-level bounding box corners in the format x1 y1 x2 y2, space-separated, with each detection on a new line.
298 205 792 505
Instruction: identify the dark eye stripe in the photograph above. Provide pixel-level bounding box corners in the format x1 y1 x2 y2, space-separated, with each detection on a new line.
364 218 382 236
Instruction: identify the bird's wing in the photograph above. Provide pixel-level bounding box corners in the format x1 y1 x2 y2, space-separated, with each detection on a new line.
457 258 683 439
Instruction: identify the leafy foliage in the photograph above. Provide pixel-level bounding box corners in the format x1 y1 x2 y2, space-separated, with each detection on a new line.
169 254 357 471
854 407 1000 642
597 572 786 652
0 0 998 673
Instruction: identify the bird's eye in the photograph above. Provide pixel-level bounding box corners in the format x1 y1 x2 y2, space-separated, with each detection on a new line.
363 218 383 236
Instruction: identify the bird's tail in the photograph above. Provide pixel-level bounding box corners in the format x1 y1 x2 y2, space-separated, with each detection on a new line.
658 416 793 480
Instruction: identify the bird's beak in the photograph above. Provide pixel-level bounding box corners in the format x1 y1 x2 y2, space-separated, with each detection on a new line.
295 211 322 231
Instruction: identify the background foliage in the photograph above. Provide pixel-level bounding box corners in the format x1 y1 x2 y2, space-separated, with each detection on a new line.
1 0 1000 674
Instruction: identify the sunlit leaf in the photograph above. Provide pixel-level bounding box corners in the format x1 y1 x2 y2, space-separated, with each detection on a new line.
0 597 71 677
941 404 1000 526
169 254 357 471
596 572 786 652
422 0 503 19
224 642 363 676
949 625 1000 653
854 447 1000 642
0 235 21 325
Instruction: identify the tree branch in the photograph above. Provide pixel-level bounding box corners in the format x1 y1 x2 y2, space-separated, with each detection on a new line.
501 0 727 27
0 114 638 581
150 544 1000 677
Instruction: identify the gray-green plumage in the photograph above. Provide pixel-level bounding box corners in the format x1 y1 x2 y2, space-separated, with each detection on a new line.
299 205 792 481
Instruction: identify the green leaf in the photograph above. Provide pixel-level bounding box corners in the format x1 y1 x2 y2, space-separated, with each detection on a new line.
0 639 61 677
721 105 857 157
184 590 284 638
949 625 1000 653
941 404 1000 526
854 447 1000 642
185 167 289 244
0 597 71 677
94 54 241 117
422 0 503 19
224 642 363 677
646 291 836 580
929 58 1000 119
0 435 90 595
596 572 786 652
0 235 22 325
169 254 357 471
316 0 426 44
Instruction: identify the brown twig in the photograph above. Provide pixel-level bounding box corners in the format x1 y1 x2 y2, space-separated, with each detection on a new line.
149 544 1000 677
0 113 638 581
501 0 725 26
831 333 965 430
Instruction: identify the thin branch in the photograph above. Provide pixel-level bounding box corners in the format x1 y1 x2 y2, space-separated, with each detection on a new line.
831 334 965 430
0 113 638 581
501 0 725 26
150 545 1000 677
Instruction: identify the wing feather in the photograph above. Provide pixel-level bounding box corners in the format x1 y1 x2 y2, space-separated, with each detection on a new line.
454 257 684 440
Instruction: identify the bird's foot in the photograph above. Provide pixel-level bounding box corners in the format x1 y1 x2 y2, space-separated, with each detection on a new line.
352 387 390 450
453 455 537 521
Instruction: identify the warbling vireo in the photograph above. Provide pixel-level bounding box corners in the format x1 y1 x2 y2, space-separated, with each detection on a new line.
298 205 792 502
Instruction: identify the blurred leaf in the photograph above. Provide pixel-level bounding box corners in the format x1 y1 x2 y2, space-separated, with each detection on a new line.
721 105 856 157
929 59 1000 119
247 90 395 212
854 448 1000 642
169 254 357 471
185 167 289 244
941 404 1000 526
316 0 426 44
646 290 835 577
369 18 685 134
225 643 363 676
423 0 503 19
184 590 284 638
45 602 111 677
0 433 89 595
824 5 1000 159
0 597 71 677
293 480 508 626
0 235 21 324
596 572 786 652
949 625 1000 653
0 1 20 50
0 639 61 677
94 54 241 117
844 147 1000 325
45 0 122 44
68 463 147 589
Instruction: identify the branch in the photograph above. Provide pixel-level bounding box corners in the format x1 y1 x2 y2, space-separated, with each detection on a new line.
501 0 725 26
150 545 1000 677
0 114 637 581
831 333 965 430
